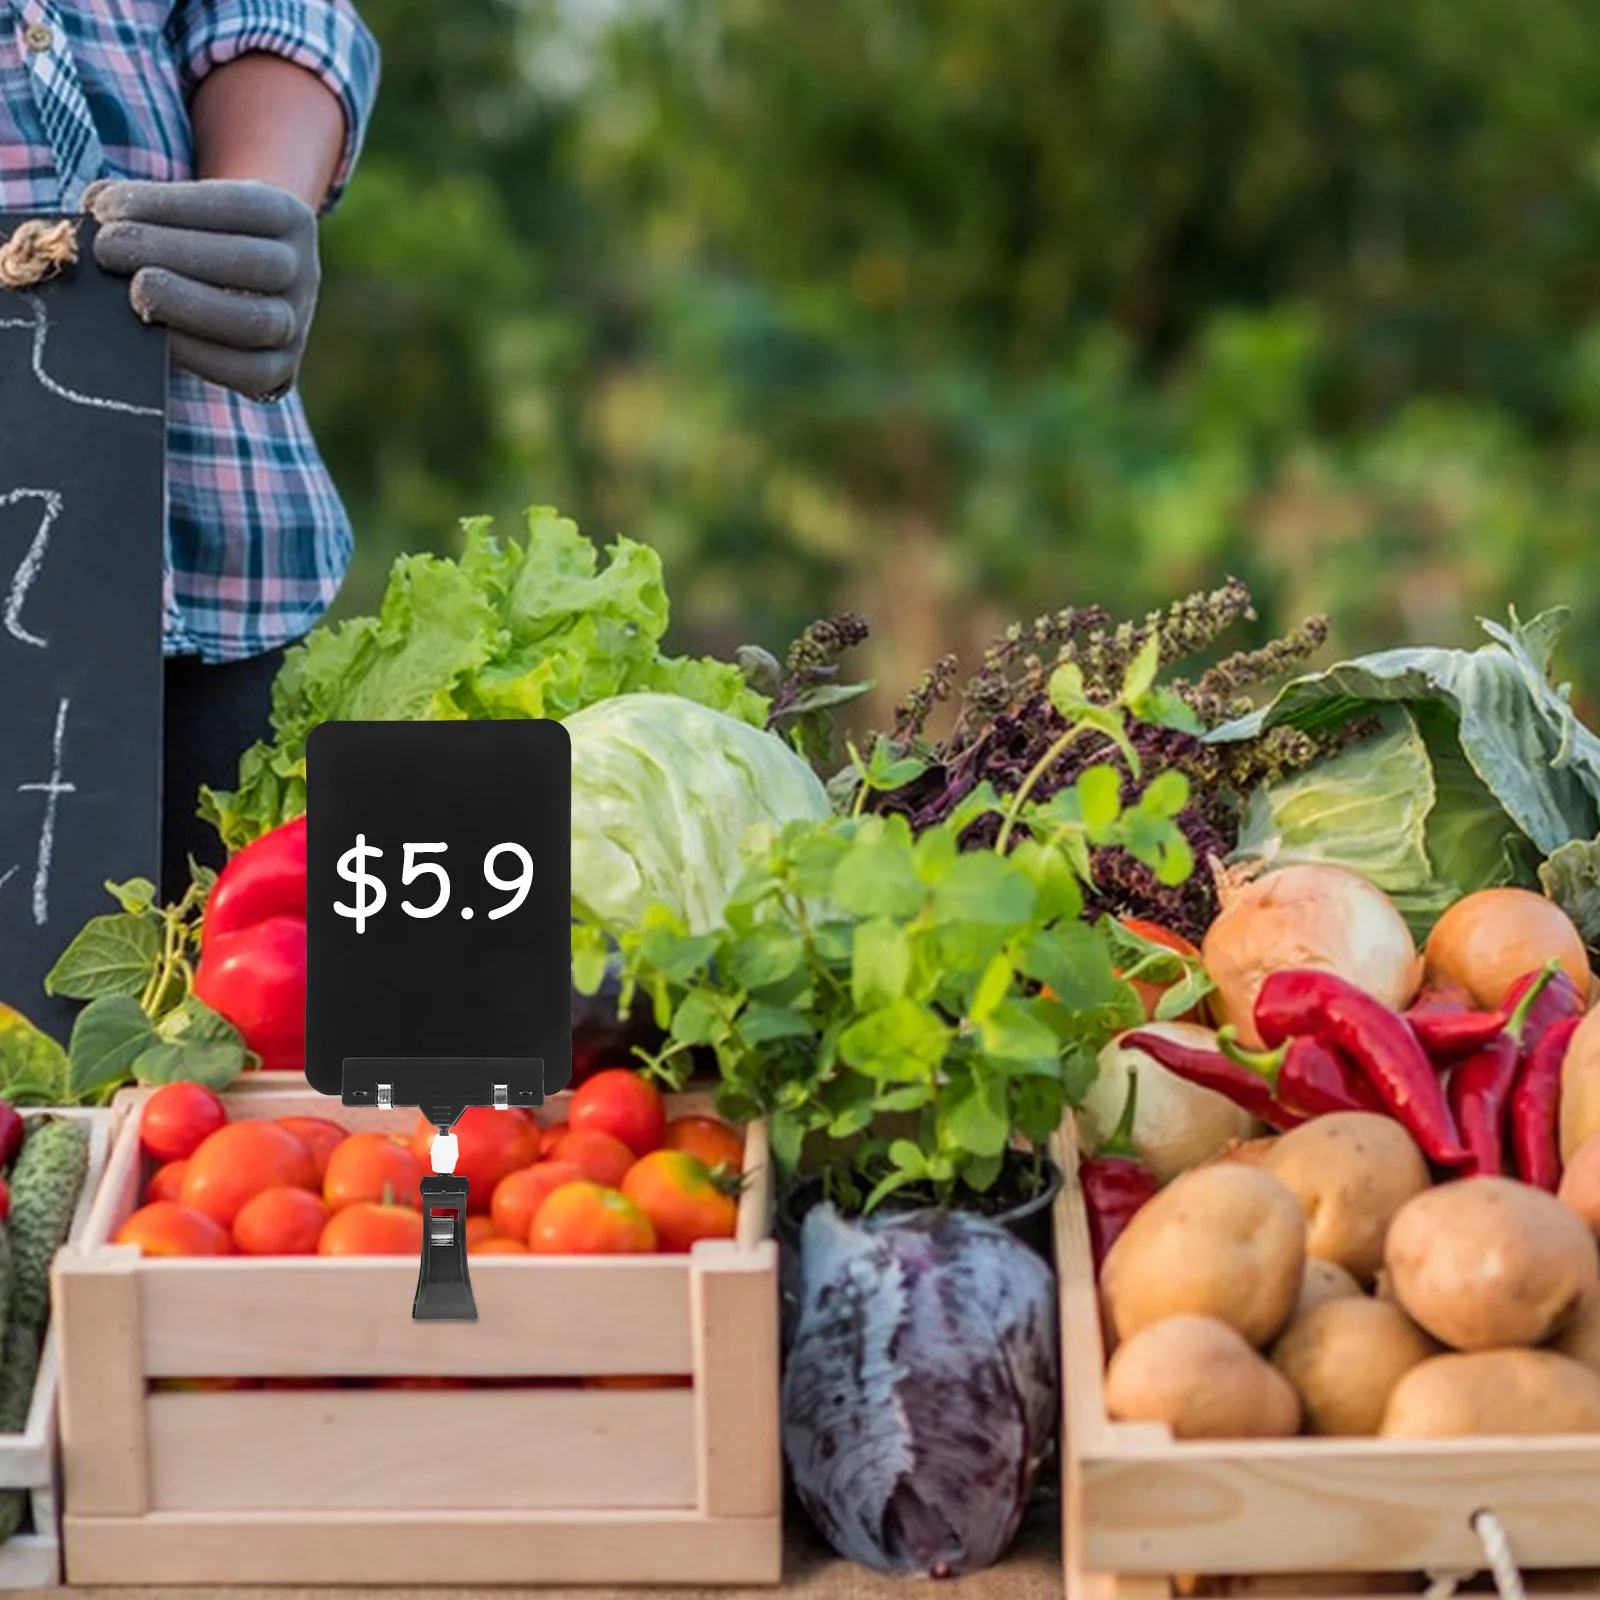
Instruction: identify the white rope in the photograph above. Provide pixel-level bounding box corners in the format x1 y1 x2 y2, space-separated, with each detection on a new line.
1472 1510 1526 1600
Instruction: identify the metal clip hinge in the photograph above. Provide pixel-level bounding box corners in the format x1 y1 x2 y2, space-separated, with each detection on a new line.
376 1083 392 1109
493 1083 508 1109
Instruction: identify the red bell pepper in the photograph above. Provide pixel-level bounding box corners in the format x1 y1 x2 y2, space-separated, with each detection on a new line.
193 816 308 1073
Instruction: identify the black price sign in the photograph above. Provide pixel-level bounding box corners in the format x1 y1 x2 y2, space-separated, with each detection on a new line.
304 719 573 1124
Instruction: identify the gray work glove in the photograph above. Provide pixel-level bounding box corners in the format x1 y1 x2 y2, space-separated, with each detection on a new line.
83 178 319 403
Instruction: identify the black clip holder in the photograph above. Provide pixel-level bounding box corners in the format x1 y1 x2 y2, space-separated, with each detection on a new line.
305 719 573 1325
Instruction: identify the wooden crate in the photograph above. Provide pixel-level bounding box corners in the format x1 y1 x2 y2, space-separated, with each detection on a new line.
0 1107 112 1589
1051 1120 1600 1600
55 1082 781 1587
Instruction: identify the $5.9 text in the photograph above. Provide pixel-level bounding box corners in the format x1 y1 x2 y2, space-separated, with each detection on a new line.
334 836 535 934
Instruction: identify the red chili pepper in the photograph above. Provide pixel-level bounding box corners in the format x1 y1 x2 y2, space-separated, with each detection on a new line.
1254 971 1469 1166
201 814 307 945
192 815 309 1074
193 915 307 1074
1445 966 1557 1176
1121 1029 1299 1129
1502 963 1586 1054
1275 1037 1384 1118
1509 1014 1583 1192
1405 984 1507 1062
1078 1071 1160 1272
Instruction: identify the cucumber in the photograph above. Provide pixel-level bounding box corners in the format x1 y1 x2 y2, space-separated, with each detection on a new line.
7 1119 88 1336
0 1325 42 1542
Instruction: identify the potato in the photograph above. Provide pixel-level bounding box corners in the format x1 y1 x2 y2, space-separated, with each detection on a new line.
1549 1289 1600 1377
1559 1130 1600 1235
1561 1007 1600 1166
1380 1349 1600 1437
1106 1314 1301 1439
1295 1259 1363 1320
1259 1113 1430 1285
1384 1177 1599 1350
1201 1136 1279 1170
1270 1297 1436 1435
1081 1027 1259 1185
1100 1163 1306 1347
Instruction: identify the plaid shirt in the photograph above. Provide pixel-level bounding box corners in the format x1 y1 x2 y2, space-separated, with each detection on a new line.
1 0 380 660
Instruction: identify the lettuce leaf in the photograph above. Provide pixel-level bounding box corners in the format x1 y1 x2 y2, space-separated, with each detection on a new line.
1215 609 1600 935
202 508 767 851
1541 836 1600 953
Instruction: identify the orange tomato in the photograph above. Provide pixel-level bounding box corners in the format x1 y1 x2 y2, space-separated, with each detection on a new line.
1117 917 1202 1021
470 1237 528 1255
180 1120 317 1228
233 1185 329 1255
538 1120 568 1159
115 1201 232 1257
323 1131 425 1210
620 1151 738 1253
317 1202 425 1256
139 1082 228 1164
146 1159 189 1205
552 1128 636 1188
491 1160 586 1242
275 1115 349 1183
662 1115 743 1175
407 1107 540 1214
568 1069 667 1158
529 1183 656 1256
464 1216 498 1247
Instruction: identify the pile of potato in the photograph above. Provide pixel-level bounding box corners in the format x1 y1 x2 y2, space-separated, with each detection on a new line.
1098 1112 1600 1438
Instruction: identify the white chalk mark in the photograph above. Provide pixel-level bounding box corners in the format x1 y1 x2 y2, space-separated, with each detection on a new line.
0 865 16 899
17 696 75 926
0 487 63 648
0 295 162 417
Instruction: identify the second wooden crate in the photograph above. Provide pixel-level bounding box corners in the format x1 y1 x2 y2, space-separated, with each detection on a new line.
55 1082 781 1587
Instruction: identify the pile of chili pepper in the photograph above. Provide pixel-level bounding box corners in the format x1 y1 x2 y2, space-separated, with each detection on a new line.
1120 958 1589 1190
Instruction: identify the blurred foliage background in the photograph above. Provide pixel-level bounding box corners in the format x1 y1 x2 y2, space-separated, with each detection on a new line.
303 0 1600 725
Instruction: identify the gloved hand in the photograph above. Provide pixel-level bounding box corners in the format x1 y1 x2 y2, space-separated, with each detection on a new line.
83 178 320 403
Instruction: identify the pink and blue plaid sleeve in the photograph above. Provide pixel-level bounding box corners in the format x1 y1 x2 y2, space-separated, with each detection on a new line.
165 0 381 209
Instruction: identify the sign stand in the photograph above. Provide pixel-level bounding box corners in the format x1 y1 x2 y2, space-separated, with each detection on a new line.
305 720 573 1322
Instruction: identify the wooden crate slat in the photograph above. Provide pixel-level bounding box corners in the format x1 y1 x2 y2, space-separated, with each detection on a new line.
145 1387 698 1511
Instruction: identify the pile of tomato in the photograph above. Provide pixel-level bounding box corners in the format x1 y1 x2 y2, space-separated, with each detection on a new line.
116 1070 744 1259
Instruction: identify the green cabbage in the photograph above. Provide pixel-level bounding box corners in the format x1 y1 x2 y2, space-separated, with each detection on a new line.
567 693 832 933
1213 609 1600 936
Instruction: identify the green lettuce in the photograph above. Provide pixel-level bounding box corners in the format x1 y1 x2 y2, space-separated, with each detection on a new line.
202 508 768 851
1213 609 1600 936
566 693 833 933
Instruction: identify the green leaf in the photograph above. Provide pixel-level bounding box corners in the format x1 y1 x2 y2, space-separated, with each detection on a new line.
1016 922 1125 1009
887 1138 927 1175
1008 839 1086 922
670 991 729 1047
571 924 610 995
1046 662 1088 718
774 680 875 718
1139 770 1191 821
0 1005 70 1104
911 825 960 885
734 1002 816 1047
862 1170 920 1213
831 825 925 920
1121 633 1162 703
104 877 158 914
637 923 720 984
979 1000 1064 1073
946 783 1006 836
1076 765 1123 839
967 951 1014 1025
67 997 159 1099
726 928 805 990
876 1084 934 1112
851 919 912 1010
940 1066 1009 1158
1541 835 1600 949
1131 686 1206 736
1014 1077 1069 1144
839 999 950 1080
45 913 161 1000
929 852 1036 927
134 1035 247 1090
1154 965 1215 1020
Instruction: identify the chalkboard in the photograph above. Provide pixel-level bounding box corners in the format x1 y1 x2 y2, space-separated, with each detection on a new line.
0 215 168 1041
304 719 573 1124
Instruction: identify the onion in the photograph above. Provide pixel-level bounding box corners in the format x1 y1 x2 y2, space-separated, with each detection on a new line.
1422 887 1590 1012
1560 1005 1600 1166
1201 863 1422 1049
1080 1022 1259 1184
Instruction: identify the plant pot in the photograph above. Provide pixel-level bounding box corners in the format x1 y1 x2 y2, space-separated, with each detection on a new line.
774 1151 1062 1352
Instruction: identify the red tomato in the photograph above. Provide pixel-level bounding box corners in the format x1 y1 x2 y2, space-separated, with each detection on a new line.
464 1216 498 1248
1117 917 1202 1021
552 1128 636 1189
317 1202 425 1256
470 1237 529 1255
233 1186 329 1255
568 1069 667 1158
407 1108 540 1215
146 1160 189 1204
491 1160 586 1242
662 1115 743 1175
116 1201 232 1257
139 1082 228 1164
323 1132 425 1210
179 1121 317 1229
620 1151 738 1253
275 1116 348 1183
529 1183 656 1255
538 1121 568 1159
